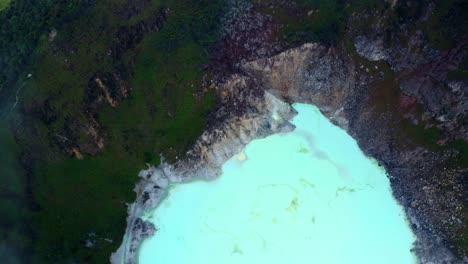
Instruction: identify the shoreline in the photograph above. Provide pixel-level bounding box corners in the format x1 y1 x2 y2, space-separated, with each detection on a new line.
113 43 466 264
135 102 418 264
111 88 297 264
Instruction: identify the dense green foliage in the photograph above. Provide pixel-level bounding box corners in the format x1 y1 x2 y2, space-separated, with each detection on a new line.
0 0 10 11
0 0 91 106
0 120 31 263
1 0 222 263
1 0 467 263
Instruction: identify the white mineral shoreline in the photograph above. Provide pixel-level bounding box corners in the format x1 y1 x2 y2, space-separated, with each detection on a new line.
111 90 297 264
112 42 462 264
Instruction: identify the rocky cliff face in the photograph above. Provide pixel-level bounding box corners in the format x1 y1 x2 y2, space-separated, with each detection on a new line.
354 26 468 145
348 6 468 260
114 2 467 263
244 43 467 263
243 43 355 129
114 40 466 263
111 75 296 264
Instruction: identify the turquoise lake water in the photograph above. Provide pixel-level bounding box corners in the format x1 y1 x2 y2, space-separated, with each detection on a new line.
138 103 416 264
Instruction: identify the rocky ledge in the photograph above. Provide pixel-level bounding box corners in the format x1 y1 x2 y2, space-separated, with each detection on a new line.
111 73 296 264
243 43 467 263
113 42 467 263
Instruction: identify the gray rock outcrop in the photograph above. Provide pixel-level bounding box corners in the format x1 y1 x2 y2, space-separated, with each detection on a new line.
113 41 467 263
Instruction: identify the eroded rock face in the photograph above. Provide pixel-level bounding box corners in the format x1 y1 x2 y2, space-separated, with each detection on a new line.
212 0 284 72
354 35 389 62
86 71 130 110
351 5 468 146
244 43 467 263
242 43 355 129
113 2 468 259
347 7 468 260
114 42 467 263
111 74 296 264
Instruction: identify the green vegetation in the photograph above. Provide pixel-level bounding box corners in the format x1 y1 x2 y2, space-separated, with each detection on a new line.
1 0 467 262
1 0 222 263
0 0 10 11
448 69 468 80
0 0 90 107
448 57 468 81
33 151 139 262
101 40 216 165
0 120 32 263
100 0 221 164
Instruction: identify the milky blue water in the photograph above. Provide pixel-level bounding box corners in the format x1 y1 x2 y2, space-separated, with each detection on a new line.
138 103 416 264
